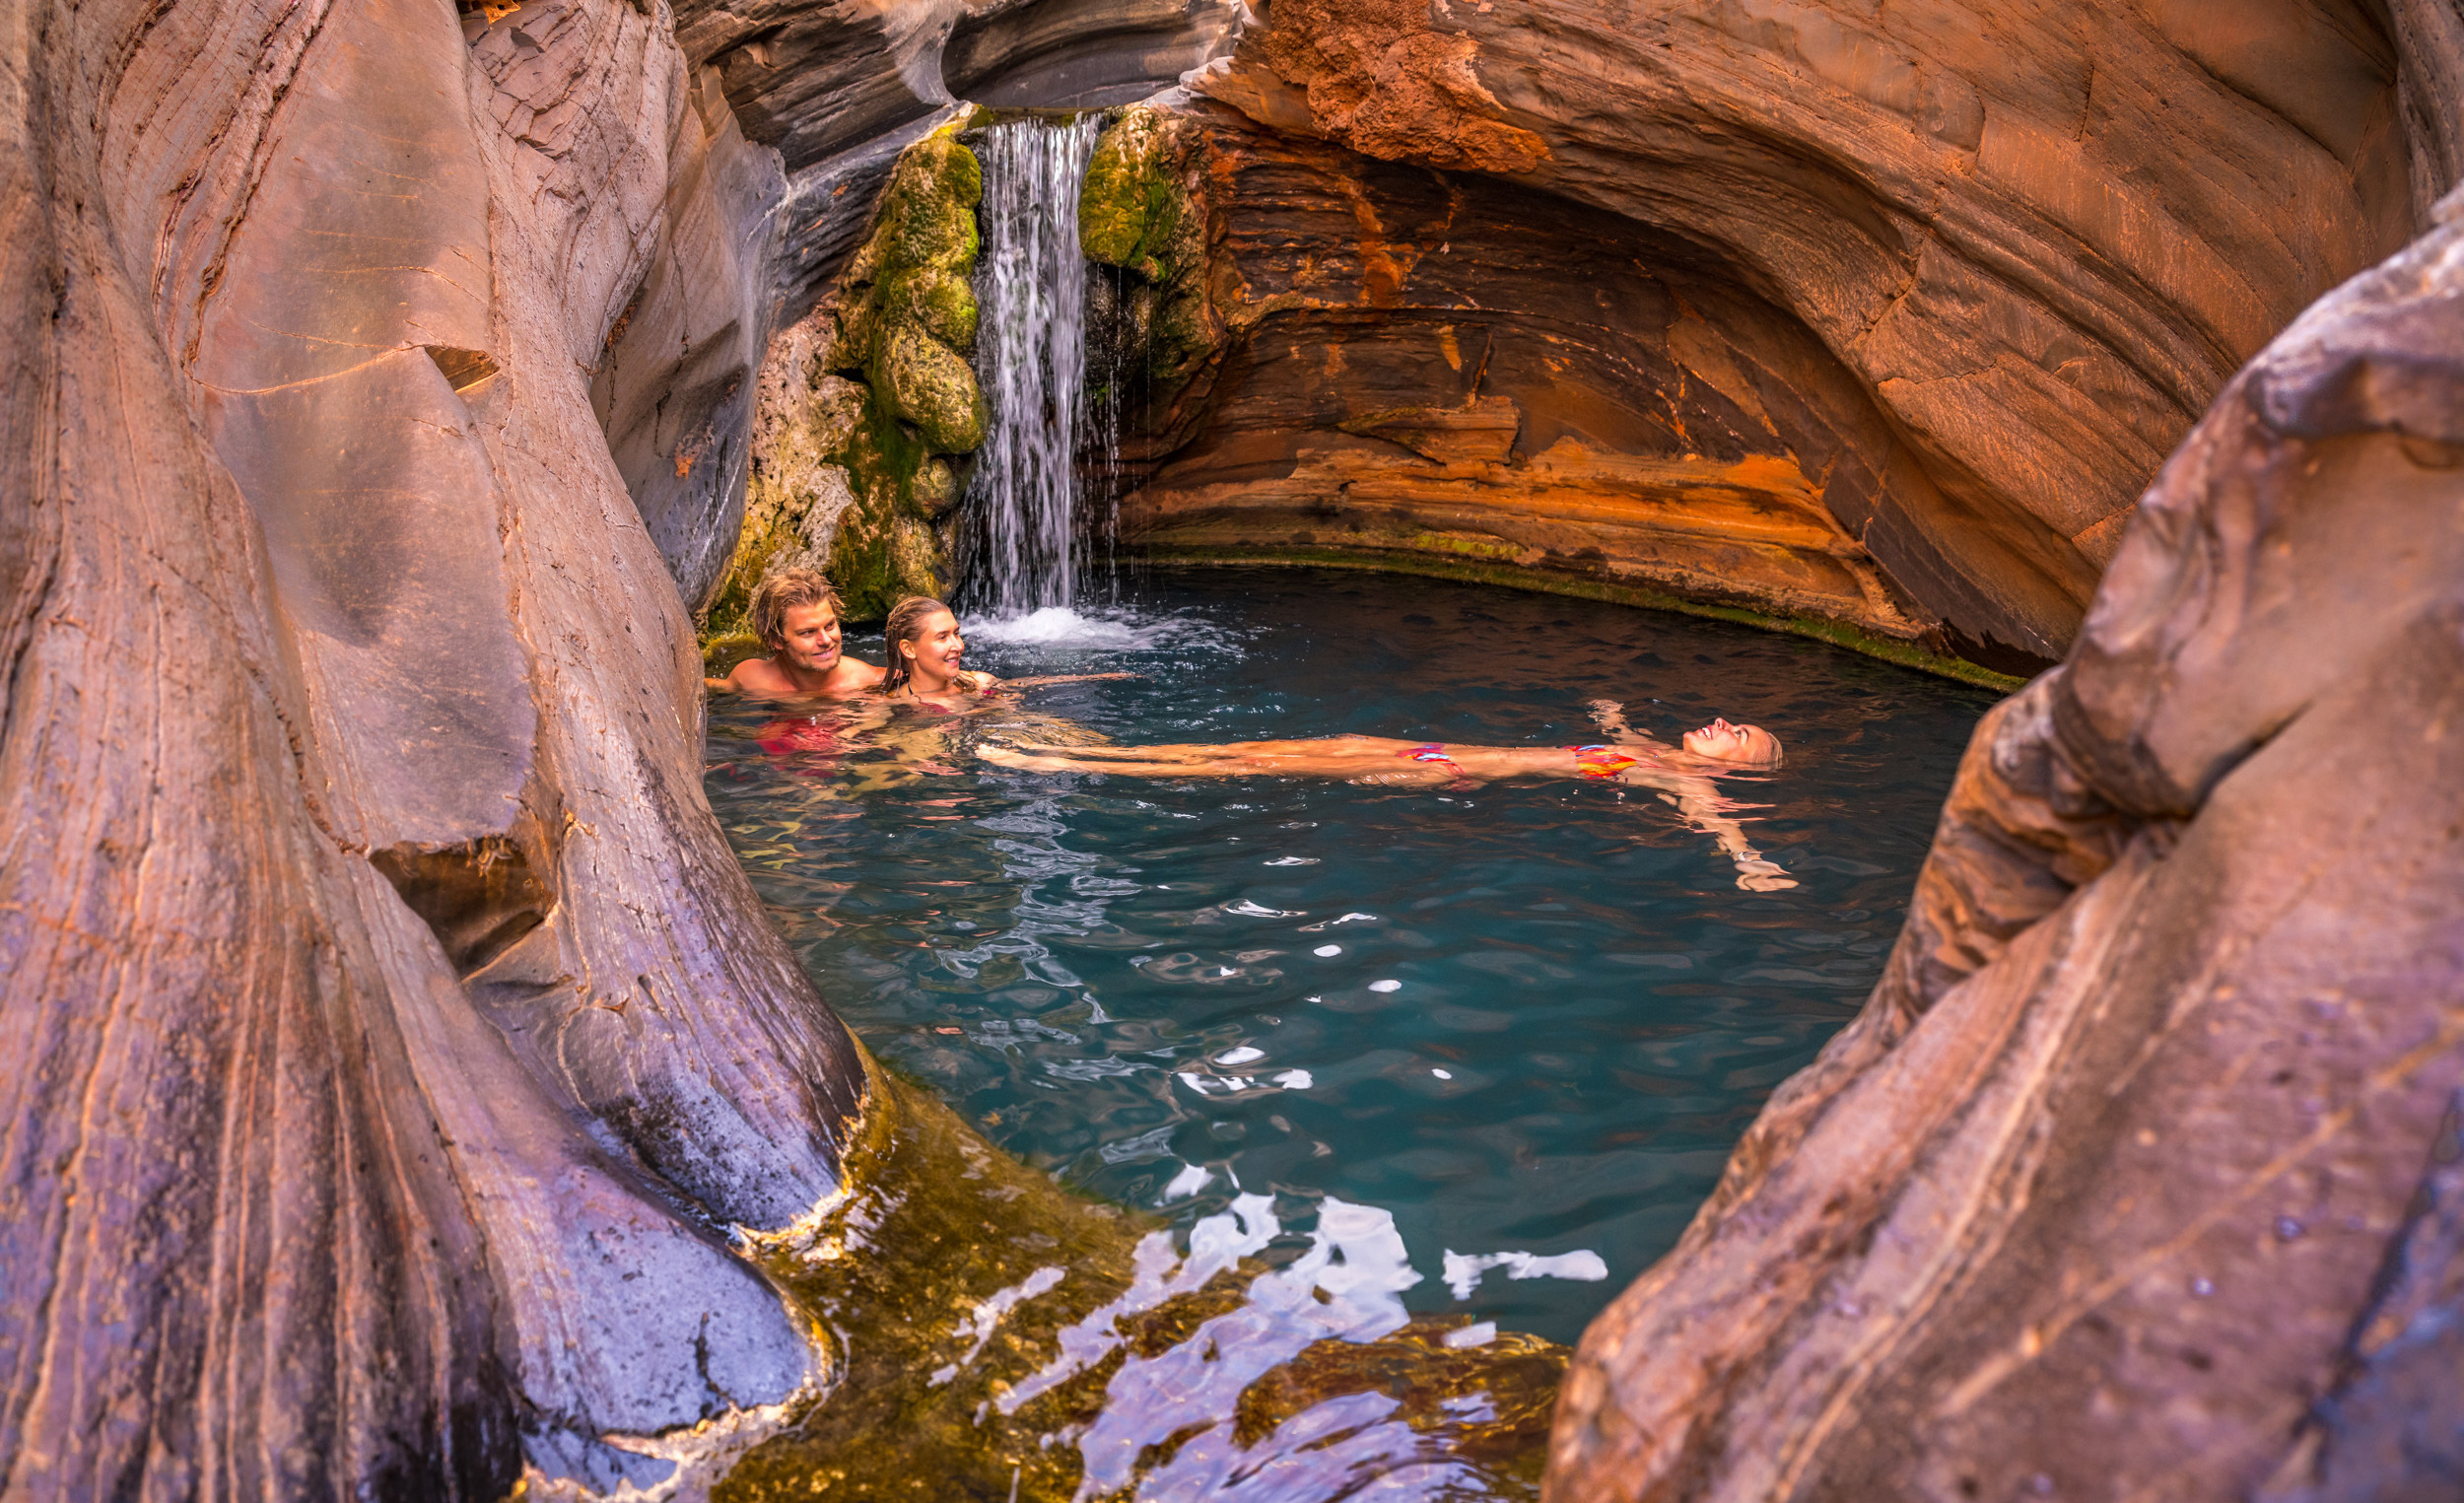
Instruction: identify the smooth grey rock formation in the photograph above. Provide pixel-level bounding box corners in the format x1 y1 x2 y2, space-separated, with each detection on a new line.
1 0 866 1491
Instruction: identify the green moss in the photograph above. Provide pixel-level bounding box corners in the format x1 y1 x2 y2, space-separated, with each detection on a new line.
715 1063 1563 1502
701 631 765 676
1133 546 2027 691
874 323 987 453
880 267 979 354
1080 105 1217 411
822 382 946 619
912 455 960 518
784 128 996 619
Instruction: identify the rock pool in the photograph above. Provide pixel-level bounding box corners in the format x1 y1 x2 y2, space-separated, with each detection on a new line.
704 568 1997 1497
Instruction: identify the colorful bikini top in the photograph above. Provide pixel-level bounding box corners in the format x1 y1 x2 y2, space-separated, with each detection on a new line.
1569 744 1642 780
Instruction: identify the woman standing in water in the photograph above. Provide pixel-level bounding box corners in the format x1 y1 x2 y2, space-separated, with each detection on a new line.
978 702 1799 891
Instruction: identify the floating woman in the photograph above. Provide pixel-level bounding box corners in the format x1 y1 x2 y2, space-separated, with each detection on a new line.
978 701 1799 891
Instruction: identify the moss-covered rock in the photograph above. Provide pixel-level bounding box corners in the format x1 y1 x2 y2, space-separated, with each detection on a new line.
1078 104 1220 452
756 123 993 621
1079 105 1196 284
913 456 961 519
875 323 987 453
879 267 979 354
817 380 947 619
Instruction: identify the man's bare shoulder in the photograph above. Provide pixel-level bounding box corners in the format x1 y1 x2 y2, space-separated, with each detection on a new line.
721 655 800 697
830 658 888 692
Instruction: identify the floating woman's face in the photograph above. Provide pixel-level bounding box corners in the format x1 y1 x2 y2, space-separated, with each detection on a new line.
900 609 967 685
1683 717 1781 766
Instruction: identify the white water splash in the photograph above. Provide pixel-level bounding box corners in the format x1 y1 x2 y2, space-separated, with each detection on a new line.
968 117 1104 613
965 603 1227 652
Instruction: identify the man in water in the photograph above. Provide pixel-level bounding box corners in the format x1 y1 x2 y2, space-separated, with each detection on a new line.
708 568 887 699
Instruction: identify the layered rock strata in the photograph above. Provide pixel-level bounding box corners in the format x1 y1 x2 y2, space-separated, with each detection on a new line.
1087 102 1942 657
1545 181 2464 1503
1 0 871 1492
1092 0 2438 669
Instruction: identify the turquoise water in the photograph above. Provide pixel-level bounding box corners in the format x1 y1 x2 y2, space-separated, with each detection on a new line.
706 569 1995 1346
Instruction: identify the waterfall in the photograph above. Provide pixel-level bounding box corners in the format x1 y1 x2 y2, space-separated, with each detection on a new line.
965 116 1105 616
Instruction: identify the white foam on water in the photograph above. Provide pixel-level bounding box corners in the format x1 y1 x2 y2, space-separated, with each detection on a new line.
966 604 1229 651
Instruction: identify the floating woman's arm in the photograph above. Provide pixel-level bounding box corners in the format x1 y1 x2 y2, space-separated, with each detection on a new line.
984 672 1141 691
1606 764 1799 892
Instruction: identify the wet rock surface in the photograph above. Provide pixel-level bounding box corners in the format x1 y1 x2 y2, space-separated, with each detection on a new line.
1092 104 1945 658
1544 177 2464 1503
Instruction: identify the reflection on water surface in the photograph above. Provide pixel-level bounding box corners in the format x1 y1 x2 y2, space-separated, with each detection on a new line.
706 569 1997 1498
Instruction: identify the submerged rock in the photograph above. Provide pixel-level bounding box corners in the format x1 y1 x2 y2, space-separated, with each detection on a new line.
723 1070 1565 1500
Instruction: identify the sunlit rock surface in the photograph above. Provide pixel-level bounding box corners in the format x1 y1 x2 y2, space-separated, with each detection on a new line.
1545 172 2464 1503
1121 0 2444 669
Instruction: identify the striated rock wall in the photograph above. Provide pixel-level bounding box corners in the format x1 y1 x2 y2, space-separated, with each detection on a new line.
1543 172 2464 1503
0 0 871 1491
1122 0 2434 668
1090 102 1950 659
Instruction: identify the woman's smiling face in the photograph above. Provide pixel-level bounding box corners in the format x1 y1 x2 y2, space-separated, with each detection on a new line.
901 609 967 686
1682 717 1781 766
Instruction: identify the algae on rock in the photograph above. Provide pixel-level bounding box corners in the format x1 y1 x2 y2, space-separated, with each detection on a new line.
1079 104 1219 455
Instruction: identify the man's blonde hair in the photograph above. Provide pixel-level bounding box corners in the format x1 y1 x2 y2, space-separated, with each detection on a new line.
751 567 843 649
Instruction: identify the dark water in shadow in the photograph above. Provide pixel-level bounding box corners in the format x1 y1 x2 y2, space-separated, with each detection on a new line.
704 569 1997 1497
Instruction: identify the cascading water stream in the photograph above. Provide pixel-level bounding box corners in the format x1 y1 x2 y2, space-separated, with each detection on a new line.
964 116 1105 616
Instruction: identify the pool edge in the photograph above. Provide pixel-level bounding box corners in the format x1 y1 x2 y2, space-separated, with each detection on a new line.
1123 548 2029 693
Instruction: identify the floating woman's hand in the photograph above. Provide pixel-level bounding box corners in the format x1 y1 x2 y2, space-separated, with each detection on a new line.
1734 857 1800 892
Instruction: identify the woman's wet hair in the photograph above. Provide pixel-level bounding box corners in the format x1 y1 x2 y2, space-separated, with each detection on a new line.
751 567 843 649
880 595 953 692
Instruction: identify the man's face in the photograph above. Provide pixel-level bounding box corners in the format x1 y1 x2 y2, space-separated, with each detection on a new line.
776 601 843 674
